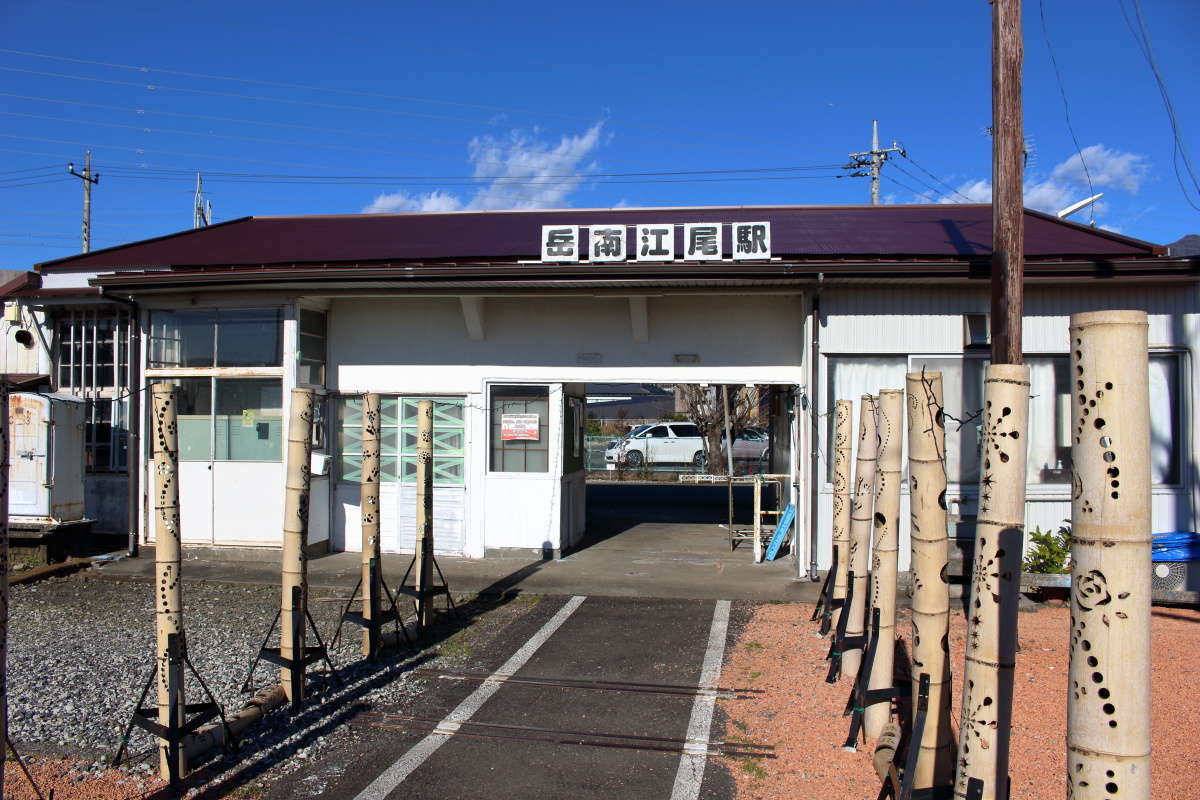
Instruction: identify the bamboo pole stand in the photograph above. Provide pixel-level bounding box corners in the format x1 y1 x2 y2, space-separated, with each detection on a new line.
396 400 456 635
243 389 341 710
954 365 1029 800
906 371 954 792
814 402 853 633
1066 310 1152 800
333 393 407 656
865 389 903 738
842 395 879 682
113 384 229 786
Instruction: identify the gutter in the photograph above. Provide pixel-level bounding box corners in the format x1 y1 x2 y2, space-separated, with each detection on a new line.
807 274 823 581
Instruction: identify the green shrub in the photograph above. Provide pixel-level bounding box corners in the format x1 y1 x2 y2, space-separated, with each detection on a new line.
1023 522 1072 574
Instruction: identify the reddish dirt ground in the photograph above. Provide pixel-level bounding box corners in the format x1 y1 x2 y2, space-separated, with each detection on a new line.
3 758 165 800
718 601 1200 800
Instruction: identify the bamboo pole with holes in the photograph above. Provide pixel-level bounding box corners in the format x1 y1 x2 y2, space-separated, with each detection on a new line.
864 389 902 738
843 395 879 680
831 399 853 629
1066 310 1151 800
281 389 315 702
954 364 1029 800
906 372 954 790
360 393 382 656
151 383 186 780
414 400 435 628
0 382 10 792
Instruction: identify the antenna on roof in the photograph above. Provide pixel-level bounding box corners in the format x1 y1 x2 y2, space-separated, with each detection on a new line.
1056 193 1103 224
193 173 212 229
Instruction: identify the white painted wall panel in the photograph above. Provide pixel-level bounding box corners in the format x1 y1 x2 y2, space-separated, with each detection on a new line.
328 294 806 391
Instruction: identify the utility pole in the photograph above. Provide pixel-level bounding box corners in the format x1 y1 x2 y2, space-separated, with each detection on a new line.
193 173 212 229
846 120 905 205
990 0 1024 365
67 151 99 253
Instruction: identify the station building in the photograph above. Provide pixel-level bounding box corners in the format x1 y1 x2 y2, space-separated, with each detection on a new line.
9 204 1198 578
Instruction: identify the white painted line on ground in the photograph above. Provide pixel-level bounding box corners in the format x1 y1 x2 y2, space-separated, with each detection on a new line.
670 599 732 800
352 594 588 800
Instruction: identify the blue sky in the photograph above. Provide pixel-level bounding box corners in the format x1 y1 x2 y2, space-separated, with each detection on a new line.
2 0 1197 268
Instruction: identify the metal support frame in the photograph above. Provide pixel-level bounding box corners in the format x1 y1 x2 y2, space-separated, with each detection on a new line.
113 634 233 789
395 551 458 636
825 569 859 683
875 673 939 800
330 557 411 654
810 544 841 635
242 586 343 711
842 607 901 749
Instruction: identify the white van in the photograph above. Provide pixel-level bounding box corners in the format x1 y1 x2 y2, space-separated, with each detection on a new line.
604 422 705 468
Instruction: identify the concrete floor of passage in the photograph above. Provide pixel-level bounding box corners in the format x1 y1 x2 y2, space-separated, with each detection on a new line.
98 484 820 602
321 595 737 800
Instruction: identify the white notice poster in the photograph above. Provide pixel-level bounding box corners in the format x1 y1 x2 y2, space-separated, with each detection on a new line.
501 413 540 441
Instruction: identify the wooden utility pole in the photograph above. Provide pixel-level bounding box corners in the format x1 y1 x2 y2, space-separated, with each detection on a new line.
990 0 1024 365
67 151 99 253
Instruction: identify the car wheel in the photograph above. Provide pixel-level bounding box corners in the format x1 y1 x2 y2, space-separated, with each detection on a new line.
624 450 644 468
692 450 707 469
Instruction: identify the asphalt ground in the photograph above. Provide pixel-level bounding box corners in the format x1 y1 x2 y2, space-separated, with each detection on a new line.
266 595 750 800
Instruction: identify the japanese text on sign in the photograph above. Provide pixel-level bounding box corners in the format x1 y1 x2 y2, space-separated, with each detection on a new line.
540 222 770 262
500 413 541 441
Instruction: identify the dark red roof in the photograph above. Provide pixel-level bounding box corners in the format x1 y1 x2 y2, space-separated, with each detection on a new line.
35 205 1162 273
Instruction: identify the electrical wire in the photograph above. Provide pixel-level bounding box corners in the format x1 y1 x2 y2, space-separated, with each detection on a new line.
888 162 952 202
1117 0 1200 211
897 153 974 203
881 173 928 199
0 48 797 147
1039 0 1096 223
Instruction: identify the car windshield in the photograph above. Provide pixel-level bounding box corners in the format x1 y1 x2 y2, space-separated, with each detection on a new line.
624 424 652 438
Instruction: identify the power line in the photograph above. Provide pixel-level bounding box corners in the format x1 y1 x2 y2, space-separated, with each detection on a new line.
0 48 794 147
1116 0 1200 211
0 65 791 157
897 153 974 203
888 161 952 201
881 173 928 199
1038 0 1095 223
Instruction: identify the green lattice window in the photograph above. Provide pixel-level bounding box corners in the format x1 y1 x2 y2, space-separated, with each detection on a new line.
338 396 465 485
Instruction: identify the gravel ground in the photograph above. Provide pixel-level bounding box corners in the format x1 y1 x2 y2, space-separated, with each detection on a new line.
717 600 1200 799
5 568 542 799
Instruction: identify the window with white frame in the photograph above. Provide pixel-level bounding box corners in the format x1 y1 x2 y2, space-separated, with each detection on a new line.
55 308 131 472
337 396 466 485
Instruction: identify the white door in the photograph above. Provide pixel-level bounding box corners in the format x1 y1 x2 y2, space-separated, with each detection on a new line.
643 424 671 463
9 394 48 517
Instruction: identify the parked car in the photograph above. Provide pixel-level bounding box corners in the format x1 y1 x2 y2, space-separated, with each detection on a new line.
604 423 769 468
605 422 706 468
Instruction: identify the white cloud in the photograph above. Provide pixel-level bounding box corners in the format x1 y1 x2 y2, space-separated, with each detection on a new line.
361 122 605 214
934 145 1148 222
362 189 462 214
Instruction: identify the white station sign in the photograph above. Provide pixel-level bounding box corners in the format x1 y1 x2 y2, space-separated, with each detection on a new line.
540 222 771 263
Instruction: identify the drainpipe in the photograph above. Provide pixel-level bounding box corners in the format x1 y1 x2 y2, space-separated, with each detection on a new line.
807 275 824 581
100 288 140 557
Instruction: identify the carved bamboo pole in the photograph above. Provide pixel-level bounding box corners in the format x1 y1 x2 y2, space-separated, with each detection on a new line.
831 399 853 630
0 382 9 793
955 364 1029 800
414 399 434 629
843 395 879 680
1066 310 1151 800
151 383 186 780
865 389 903 738
360 393 382 657
906 372 954 790
280 388 315 702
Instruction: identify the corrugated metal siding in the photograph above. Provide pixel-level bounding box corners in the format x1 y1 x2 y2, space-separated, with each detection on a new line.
813 283 1200 571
